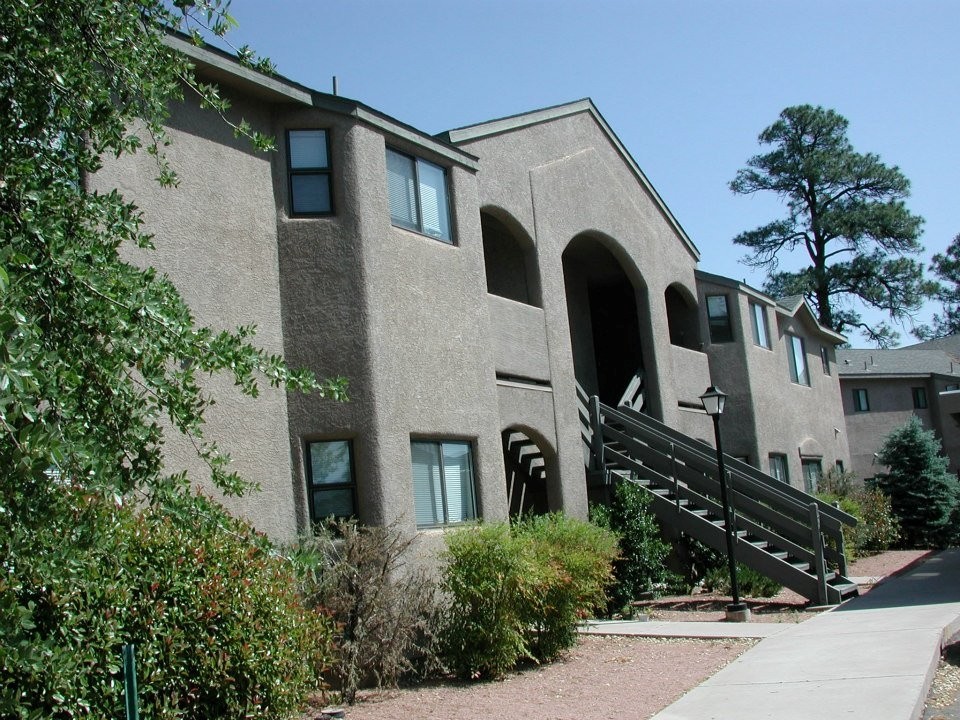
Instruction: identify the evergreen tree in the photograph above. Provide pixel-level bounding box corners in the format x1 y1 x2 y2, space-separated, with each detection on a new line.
914 233 960 340
731 105 930 347
873 416 958 548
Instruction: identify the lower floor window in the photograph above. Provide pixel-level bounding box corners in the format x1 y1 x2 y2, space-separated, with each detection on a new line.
768 454 789 483
307 440 356 522
411 440 477 527
802 459 822 494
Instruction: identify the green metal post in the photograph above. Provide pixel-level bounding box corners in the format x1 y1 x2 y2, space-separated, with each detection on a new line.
123 643 139 720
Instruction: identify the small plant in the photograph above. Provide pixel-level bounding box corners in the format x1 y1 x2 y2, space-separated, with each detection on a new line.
817 470 900 560
292 520 443 704
704 563 781 598
440 515 617 679
591 481 676 609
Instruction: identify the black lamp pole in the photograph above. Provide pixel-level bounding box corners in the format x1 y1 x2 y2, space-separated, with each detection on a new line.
700 386 747 618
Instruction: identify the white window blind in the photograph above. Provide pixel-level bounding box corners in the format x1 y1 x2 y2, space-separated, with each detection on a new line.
386 149 418 229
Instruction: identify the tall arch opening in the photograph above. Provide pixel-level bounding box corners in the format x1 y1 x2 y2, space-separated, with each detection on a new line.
502 427 554 517
481 209 541 307
562 233 651 410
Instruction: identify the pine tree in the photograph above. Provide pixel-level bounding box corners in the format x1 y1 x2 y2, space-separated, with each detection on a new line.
873 416 958 548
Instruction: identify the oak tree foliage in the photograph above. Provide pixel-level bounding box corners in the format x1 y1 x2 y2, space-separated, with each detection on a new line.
1 0 345 502
730 105 929 347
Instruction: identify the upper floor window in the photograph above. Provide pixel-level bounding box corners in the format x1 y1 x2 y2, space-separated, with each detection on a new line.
820 346 831 375
306 439 355 522
912 386 928 409
386 148 452 243
411 440 476 527
787 334 809 386
287 129 333 216
750 302 770 349
768 454 789 483
853 388 870 412
802 459 822 494
706 295 733 343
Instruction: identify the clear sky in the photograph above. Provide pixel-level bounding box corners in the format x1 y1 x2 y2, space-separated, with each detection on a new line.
223 0 958 346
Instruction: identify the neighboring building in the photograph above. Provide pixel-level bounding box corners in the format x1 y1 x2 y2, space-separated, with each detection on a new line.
93 35 850 548
838 337 960 480
695 275 851 492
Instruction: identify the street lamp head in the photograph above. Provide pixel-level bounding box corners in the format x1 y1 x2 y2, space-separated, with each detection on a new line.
700 385 727 416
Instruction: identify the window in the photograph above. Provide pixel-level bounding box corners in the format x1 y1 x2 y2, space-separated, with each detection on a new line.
750 302 770 348
306 440 355 521
411 440 476 527
853 388 870 412
768 454 789 484
386 148 452 243
820 346 831 375
706 295 733 343
787 334 809 385
287 130 333 215
947 384 960 392
835 460 845 474
802 459 822 494
912 387 928 409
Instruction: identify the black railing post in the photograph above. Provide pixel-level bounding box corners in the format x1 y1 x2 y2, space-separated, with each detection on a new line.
589 395 604 473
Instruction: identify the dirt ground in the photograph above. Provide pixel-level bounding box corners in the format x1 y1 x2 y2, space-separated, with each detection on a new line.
303 549 932 720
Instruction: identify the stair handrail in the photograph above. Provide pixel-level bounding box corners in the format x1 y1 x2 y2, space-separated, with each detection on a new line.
617 369 645 410
603 401 857 529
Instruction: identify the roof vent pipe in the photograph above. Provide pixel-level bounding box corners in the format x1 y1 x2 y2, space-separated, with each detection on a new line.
332 76 338 96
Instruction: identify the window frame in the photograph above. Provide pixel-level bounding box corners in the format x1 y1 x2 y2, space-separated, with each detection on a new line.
786 333 810 386
852 388 870 412
749 301 770 349
305 439 356 523
410 439 477 528
820 346 831 375
706 294 734 343
801 459 822 494
768 453 789 484
286 129 334 217
912 386 928 410
385 146 454 244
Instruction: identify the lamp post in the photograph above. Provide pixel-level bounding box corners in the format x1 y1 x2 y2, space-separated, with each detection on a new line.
700 385 750 622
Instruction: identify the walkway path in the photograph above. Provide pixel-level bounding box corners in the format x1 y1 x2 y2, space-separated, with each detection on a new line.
644 549 960 720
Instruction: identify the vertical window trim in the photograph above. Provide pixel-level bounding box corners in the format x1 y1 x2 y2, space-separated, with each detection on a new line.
305 439 356 523
787 334 809 386
750 302 770 349
706 294 733 343
287 129 334 217
386 147 454 244
820 346 831 375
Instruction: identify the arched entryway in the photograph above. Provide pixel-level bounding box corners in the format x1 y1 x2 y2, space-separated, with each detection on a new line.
502 427 553 517
562 233 652 412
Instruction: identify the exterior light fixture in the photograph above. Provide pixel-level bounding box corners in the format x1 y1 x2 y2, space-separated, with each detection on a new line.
700 385 749 622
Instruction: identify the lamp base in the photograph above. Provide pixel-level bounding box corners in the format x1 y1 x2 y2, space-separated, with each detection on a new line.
725 602 751 623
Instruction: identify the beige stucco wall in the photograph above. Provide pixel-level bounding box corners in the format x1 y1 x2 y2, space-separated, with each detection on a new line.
92 88 300 539
455 109 707 518
698 278 850 489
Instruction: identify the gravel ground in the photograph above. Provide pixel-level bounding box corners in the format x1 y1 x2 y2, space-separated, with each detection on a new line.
302 549 935 720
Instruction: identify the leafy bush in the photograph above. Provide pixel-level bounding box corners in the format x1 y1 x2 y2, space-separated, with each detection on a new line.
817 470 900 560
292 520 443 704
590 481 675 609
440 515 617 679
873 417 959 548
0 483 334 719
514 514 619 661
704 563 781 598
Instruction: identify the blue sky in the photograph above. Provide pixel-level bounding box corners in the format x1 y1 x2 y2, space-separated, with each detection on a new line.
223 0 959 346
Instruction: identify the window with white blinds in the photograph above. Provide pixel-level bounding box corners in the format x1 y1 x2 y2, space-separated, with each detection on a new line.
306 439 355 521
287 129 332 215
386 147 452 243
411 440 476 527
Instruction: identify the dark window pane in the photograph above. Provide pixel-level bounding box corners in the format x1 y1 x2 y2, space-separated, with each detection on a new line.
291 174 332 214
312 488 355 519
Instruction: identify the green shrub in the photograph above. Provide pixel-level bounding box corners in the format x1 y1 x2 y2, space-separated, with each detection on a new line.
292 520 443 704
514 514 618 661
0 484 334 719
817 481 900 560
590 481 675 609
440 523 529 679
440 515 617 679
873 416 959 548
704 563 781 598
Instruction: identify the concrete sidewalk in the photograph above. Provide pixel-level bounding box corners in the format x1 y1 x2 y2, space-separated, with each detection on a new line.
646 549 960 720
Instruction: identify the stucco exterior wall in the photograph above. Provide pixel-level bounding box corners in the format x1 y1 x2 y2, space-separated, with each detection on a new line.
698 277 850 489
454 109 707 518
92 88 300 539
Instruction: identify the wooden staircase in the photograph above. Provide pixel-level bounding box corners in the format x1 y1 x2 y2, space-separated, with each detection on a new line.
578 385 859 605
